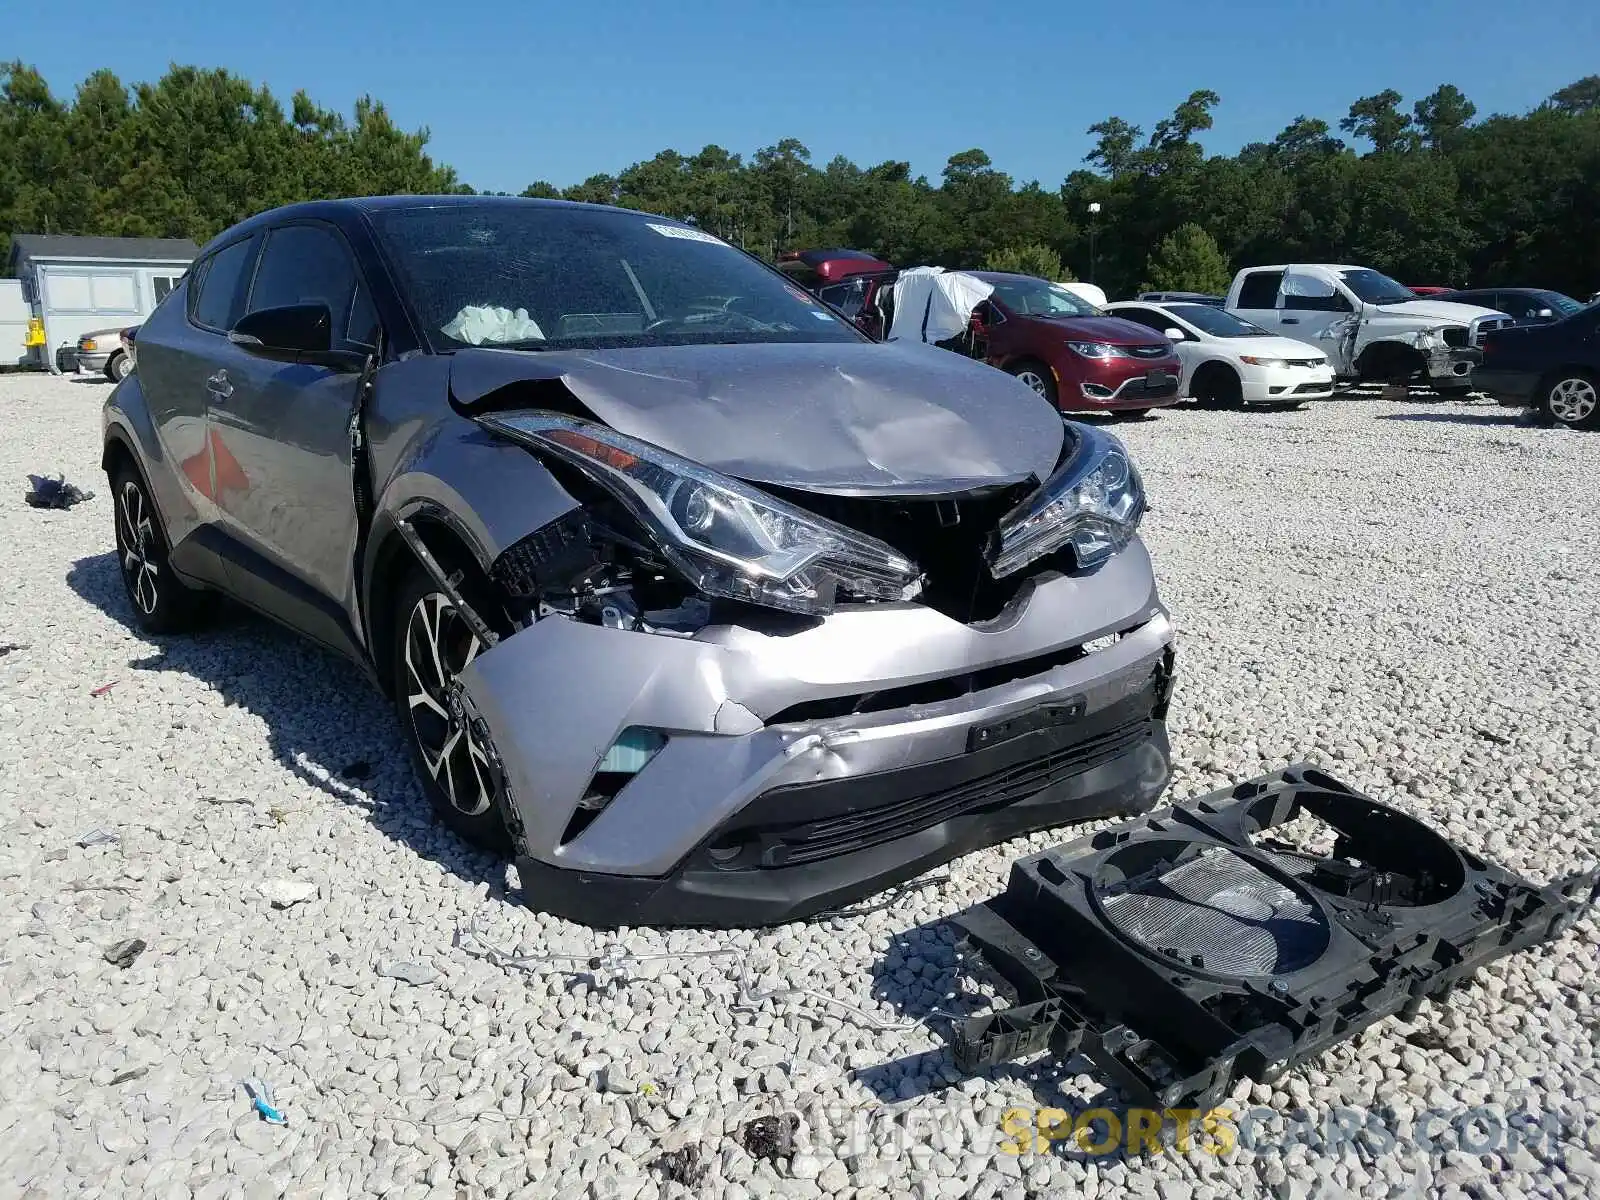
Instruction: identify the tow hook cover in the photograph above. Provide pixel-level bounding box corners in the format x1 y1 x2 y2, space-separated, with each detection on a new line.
948 764 1598 1111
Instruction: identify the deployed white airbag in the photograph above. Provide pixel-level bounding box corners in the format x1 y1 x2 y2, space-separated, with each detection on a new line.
888 268 995 344
443 305 546 345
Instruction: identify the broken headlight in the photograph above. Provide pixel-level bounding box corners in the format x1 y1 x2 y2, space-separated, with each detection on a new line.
478 413 919 615
988 425 1144 578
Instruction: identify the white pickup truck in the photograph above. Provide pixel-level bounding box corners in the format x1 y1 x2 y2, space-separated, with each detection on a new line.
1224 264 1512 395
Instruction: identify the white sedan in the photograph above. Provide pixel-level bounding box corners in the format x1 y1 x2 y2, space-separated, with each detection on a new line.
1104 300 1336 408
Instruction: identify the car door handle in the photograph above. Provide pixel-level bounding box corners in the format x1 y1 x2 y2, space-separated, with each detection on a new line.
206 370 233 401
1281 317 1300 325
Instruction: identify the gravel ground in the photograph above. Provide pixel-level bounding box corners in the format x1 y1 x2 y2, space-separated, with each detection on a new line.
1 371 1597 1200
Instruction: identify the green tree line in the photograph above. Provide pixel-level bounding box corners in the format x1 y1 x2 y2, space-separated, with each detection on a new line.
4 62 1598 299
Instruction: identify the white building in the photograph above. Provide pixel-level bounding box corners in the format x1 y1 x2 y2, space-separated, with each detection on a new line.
7 234 199 372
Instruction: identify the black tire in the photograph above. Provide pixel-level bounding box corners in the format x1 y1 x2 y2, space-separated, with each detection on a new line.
1007 359 1058 406
109 460 211 634
390 566 514 854
1191 364 1242 409
1538 370 1600 430
1121 408 1152 421
105 352 130 383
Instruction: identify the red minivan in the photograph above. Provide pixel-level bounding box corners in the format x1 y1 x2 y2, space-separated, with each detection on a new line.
968 272 1183 415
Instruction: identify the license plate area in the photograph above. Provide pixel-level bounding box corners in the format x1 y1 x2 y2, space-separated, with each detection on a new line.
968 698 1087 752
1145 369 1176 388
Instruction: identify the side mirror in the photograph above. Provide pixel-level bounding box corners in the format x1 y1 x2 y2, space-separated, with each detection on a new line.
1164 327 1186 342
229 304 364 371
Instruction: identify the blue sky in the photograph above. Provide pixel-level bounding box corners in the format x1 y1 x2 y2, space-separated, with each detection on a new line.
19 0 1600 194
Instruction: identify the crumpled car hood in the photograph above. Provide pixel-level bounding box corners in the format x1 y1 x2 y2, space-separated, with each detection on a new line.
1375 299 1502 323
449 341 1065 495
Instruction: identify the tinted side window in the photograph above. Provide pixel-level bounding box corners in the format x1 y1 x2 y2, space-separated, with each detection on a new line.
818 279 868 318
248 224 373 349
1494 292 1537 318
1237 271 1283 309
191 238 258 330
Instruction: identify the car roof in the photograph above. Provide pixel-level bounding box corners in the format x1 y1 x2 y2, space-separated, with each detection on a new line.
192 194 651 259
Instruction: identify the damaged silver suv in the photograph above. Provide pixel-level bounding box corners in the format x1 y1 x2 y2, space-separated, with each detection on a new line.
102 197 1176 927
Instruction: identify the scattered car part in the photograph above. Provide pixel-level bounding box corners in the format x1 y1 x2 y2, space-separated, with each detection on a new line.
947 764 1597 1111
25 474 95 509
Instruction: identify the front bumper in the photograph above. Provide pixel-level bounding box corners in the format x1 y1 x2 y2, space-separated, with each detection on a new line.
1423 345 1481 387
1241 366 1335 404
1062 364 1184 413
1471 367 1540 407
459 540 1176 927
75 351 112 372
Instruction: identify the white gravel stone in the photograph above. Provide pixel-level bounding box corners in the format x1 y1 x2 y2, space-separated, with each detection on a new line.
1 375 1596 1199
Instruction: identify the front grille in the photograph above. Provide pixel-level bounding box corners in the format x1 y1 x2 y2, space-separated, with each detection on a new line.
1471 317 1511 346
749 709 1151 867
1291 381 1332 395
768 482 1040 622
708 669 1166 870
1125 345 1171 360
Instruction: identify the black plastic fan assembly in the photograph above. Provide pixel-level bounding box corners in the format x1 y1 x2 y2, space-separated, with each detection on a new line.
948 765 1597 1110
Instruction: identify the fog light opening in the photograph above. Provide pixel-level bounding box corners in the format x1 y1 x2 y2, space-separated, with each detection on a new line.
560 727 668 846
1081 383 1115 399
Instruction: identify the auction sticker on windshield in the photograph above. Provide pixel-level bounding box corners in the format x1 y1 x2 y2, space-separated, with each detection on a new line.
646 223 728 245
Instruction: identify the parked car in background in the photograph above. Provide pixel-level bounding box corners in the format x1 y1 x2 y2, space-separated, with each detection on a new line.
776 248 894 291
1433 287 1584 326
1407 286 1454 296
953 273 1183 416
1136 291 1224 307
1225 264 1507 395
1106 300 1334 409
1475 302 1600 429
101 196 1176 927
75 325 139 381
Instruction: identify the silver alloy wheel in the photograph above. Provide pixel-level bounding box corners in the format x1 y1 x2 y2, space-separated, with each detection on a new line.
404 591 497 817
1016 369 1049 396
117 480 160 615
113 354 132 381
1548 377 1597 424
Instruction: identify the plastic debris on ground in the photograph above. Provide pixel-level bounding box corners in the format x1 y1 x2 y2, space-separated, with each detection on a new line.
77 828 120 849
0 643 26 659
651 1145 709 1187
377 960 439 986
25 474 95 509
738 1114 799 1163
103 938 147 969
241 1078 287 1125
90 681 118 697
